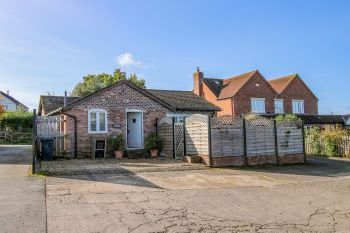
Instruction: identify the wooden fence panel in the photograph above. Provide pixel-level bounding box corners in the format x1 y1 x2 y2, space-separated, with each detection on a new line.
277 121 303 155
37 116 63 138
211 117 244 157
185 114 209 155
246 117 275 156
157 117 173 157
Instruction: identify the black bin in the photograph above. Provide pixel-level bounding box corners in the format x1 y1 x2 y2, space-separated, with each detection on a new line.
41 139 54 161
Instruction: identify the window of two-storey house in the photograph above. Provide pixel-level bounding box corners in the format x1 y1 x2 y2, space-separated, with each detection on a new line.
292 100 305 114
274 99 284 114
251 98 266 113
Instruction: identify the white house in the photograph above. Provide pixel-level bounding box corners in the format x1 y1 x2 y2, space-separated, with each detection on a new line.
0 91 28 111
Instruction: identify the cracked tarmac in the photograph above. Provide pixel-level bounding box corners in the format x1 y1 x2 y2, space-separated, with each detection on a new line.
45 157 350 233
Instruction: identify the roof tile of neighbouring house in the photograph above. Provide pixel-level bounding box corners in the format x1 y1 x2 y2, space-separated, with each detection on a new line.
40 96 81 114
203 70 259 100
268 74 297 94
147 89 221 111
0 91 29 110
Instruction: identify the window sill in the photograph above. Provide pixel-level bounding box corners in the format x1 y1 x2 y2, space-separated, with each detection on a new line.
88 131 108 134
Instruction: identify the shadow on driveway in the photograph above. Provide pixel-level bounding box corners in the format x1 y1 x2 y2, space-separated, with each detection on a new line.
239 156 350 178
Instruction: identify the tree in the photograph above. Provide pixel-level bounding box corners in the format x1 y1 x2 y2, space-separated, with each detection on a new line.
71 69 145 97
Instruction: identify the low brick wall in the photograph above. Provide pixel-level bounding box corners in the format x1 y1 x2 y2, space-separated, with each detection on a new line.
278 153 304 165
247 155 277 166
211 156 245 167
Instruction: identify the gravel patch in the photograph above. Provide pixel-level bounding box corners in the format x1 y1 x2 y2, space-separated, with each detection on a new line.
40 157 207 176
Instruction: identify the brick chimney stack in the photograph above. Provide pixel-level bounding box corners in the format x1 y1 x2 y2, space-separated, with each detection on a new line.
193 67 204 96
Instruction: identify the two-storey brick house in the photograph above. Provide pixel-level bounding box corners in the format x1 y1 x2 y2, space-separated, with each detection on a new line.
193 68 318 117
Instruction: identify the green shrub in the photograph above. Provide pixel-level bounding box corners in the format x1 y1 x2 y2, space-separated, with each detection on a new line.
275 114 300 123
305 126 322 155
144 133 161 151
321 126 347 157
108 134 125 151
0 111 33 132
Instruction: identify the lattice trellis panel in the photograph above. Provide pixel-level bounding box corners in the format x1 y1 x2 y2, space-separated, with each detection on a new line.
174 123 184 159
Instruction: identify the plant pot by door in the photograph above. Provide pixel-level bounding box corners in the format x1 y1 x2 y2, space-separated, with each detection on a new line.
150 149 158 157
115 151 124 159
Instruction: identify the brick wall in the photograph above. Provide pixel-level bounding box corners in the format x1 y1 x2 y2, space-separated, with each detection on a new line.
202 82 232 116
63 83 170 158
278 77 318 114
233 72 277 117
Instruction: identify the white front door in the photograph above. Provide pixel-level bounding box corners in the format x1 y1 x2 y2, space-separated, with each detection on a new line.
127 112 143 148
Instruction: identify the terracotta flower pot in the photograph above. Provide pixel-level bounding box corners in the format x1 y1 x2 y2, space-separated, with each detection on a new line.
150 149 158 157
115 151 124 159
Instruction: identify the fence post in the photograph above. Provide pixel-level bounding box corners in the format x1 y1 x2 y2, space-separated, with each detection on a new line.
302 121 306 163
183 118 187 156
32 109 37 174
208 116 212 167
155 118 159 150
242 118 248 166
172 117 175 159
273 120 279 165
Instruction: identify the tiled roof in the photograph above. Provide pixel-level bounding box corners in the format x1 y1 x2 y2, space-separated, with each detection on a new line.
203 70 259 99
147 89 220 111
40 81 220 115
0 91 28 110
268 74 297 94
40 96 81 114
218 70 258 99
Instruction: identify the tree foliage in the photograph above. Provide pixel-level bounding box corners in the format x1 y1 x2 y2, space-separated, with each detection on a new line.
71 69 146 97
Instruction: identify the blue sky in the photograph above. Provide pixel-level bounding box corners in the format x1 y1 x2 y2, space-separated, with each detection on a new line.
0 0 349 113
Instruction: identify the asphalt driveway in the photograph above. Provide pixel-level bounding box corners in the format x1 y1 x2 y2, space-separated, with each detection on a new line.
0 145 46 233
44 156 350 233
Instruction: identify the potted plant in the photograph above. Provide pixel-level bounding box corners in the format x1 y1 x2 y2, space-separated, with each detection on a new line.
145 133 161 157
109 134 125 159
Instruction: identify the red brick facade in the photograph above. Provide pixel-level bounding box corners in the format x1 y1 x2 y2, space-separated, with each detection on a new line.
232 72 277 117
194 69 318 117
62 83 170 158
276 76 318 114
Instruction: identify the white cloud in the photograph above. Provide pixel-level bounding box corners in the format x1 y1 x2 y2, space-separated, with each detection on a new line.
116 52 144 69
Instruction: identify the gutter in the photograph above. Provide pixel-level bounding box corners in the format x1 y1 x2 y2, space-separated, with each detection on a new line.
60 111 78 159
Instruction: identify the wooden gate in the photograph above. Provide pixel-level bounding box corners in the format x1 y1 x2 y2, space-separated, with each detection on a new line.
35 116 65 156
174 123 184 159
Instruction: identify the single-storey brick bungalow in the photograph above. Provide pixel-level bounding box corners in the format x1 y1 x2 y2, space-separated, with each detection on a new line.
38 80 219 158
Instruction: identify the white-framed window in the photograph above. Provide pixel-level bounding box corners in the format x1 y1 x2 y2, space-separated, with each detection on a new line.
251 98 266 113
88 109 108 133
274 99 284 114
166 113 190 123
292 100 305 114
